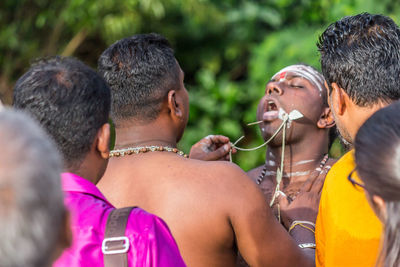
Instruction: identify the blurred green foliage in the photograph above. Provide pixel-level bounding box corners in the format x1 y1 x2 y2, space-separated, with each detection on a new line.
1 0 399 170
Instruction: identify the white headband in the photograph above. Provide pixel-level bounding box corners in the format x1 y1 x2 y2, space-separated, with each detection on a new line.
271 65 325 94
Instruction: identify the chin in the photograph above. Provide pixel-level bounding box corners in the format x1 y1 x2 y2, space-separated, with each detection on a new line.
336 126 353 147
260 123 280 138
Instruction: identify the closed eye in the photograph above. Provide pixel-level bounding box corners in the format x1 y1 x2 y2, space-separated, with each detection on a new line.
289 84 304 88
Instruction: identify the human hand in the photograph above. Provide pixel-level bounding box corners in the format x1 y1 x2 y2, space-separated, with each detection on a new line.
278 168 328 230
189 135 237 161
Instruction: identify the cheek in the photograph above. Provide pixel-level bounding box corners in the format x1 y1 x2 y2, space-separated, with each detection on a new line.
290 93 322 121
256 98 264 120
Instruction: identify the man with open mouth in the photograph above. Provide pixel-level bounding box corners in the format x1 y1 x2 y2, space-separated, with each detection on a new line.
198 64 338 265
248 64 336 219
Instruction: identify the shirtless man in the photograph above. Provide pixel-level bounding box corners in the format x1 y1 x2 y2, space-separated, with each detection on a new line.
247 64 336 219
97 33 316 267
194 65 336 266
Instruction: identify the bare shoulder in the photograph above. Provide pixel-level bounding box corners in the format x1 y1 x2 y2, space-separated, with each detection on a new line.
184 158 250 182
183 159 265 203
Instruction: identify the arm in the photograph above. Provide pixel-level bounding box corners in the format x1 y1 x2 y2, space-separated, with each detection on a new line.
277 168 329 262
224 165 314 267
189 135 236 161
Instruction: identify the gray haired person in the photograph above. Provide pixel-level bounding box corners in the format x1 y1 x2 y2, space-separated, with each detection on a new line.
0 109 70 267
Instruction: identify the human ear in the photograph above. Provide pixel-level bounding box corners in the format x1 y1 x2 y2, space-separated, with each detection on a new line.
331 83 347 116
317 107 336 129
372 194 386 222
96 123 110 160
167 90 183 119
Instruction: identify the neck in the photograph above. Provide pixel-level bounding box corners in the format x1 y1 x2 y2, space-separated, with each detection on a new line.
65 158 102 185
348 102 388 141
265 131 329 178
114 118 178 149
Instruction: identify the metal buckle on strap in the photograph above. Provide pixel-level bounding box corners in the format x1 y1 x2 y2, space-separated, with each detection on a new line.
102 236 130 255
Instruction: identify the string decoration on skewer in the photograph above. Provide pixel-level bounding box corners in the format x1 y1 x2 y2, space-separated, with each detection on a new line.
247 120 263 126
229 108 304 219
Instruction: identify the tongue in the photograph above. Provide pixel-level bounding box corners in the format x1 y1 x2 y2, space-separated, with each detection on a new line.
263 110 279 121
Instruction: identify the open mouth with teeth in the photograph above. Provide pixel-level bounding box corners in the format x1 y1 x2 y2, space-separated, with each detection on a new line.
267 100 278 111
263 100 279 122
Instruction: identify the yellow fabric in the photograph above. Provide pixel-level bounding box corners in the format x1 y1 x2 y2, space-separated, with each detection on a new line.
316 150 382 267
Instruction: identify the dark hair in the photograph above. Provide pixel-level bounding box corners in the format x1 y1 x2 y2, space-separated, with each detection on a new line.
98 33 180 125
355 101 400 267
13 56 111 169
317 13 400 107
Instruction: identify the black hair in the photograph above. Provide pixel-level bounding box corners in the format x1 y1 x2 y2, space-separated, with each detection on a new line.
13 56 111 169
355 101 400 267
98 33 180 125
317 13 400 107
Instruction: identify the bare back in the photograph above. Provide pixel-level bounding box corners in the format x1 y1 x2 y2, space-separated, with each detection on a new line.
98 152 311 267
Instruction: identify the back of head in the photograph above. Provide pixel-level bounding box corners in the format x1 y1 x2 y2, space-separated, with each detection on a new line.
13 56 111 169
98 33 180 126
355 101 400 267
0 109 65 267
318 13 400 107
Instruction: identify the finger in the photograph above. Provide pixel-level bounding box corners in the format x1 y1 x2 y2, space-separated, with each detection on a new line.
277 193 289 209
192 137 212 148
209 135 230 145
205 144 231 161
310 171 327 194
201 136 213 145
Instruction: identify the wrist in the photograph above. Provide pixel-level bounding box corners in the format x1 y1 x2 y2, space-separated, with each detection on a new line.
288 222 315 246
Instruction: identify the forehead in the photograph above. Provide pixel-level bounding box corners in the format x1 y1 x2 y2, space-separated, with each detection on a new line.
272 65 325 94
272 70 308 79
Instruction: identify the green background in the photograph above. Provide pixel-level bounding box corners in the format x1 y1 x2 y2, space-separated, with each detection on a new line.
1 0 399 170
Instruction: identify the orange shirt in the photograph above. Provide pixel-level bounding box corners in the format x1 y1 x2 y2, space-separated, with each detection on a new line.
316 150 382 267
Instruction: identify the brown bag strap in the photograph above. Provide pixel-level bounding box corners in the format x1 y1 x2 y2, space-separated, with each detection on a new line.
102 207 135 267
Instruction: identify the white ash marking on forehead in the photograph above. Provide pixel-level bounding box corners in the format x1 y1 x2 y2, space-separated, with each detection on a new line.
271 65 325 95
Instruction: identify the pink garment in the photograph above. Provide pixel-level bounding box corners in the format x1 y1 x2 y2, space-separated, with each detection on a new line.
54 173 186 267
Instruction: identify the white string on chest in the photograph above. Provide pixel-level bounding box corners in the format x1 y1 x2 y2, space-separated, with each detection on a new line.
230 108 304 208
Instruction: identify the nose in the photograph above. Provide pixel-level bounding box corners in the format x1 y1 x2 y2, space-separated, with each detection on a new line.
266 82 283 95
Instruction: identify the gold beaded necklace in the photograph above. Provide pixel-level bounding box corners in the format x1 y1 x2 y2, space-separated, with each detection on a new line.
109 145 188 158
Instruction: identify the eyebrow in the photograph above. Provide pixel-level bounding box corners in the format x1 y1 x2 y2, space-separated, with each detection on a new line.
286 74 303 79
